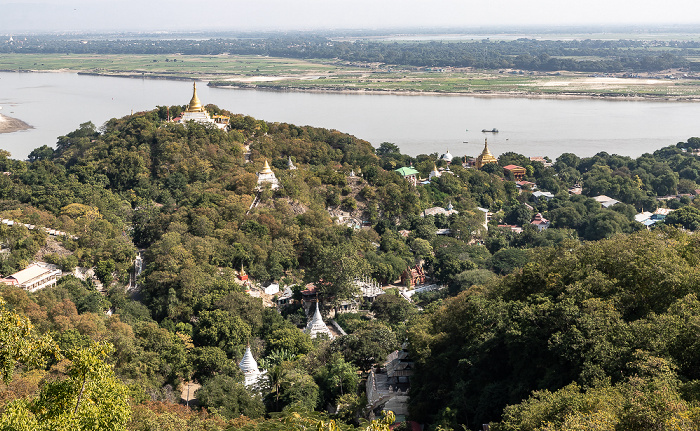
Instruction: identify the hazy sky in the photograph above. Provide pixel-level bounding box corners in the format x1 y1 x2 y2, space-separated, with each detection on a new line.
2 0 700 33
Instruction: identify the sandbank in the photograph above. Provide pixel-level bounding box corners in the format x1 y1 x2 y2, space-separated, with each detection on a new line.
0 113 32 134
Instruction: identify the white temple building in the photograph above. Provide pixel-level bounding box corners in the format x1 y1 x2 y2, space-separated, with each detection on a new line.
257 160 280 190
305 301 334 339
287 156 297 170
239 345 264 387
179 82 227 130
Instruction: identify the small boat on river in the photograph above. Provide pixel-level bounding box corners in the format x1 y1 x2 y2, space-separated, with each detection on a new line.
481 128 499 133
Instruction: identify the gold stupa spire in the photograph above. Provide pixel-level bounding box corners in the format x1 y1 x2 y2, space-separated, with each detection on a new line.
476 138 498 169
481 138 494 157
260 159 273 175
187 81 204 112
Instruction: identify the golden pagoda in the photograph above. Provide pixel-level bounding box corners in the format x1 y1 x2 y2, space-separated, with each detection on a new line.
260 160 273 175
257 159 279 189
187 82 204 112
475 138 498 169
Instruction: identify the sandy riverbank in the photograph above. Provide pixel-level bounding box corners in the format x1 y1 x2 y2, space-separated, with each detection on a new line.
0 113 32 134
211 83 700 102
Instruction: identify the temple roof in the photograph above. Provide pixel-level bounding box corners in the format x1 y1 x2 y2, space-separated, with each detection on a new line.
395 167 420 177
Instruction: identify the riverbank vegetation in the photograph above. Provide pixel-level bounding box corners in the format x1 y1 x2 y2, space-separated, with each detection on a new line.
3 102 700 429
5 32 700 98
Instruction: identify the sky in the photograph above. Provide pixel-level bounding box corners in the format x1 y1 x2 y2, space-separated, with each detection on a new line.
2 0 700 33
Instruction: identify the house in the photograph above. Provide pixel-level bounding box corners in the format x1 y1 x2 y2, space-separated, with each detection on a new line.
503 164 526 181
529 156 553 167
395 167 420 186
593 195 620 208
276 286 295 306
516 180 537 192
568 185 582 195
1 262 61 292
530 213 550 231
532 191 554 201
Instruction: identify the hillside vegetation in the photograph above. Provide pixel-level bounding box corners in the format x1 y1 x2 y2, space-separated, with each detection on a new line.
2 103 700 429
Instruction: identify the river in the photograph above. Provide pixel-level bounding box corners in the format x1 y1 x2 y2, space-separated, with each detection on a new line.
1 71 699 160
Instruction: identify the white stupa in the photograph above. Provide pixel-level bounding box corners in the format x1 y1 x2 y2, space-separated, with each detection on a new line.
288 156 297 170
305 301 334 339
440 149 453 162
429 163 441 180
239 344 263 387
257 159 280 190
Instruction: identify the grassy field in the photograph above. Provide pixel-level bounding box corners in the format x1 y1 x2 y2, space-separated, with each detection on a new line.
3 53 700 99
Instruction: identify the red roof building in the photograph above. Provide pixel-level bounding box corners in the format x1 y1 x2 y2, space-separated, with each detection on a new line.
503 164 527 181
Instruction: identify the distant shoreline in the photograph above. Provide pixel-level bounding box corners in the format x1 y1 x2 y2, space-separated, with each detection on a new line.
0 113 33 134
79 72 700 102
209 83 700 102
0 69 697 102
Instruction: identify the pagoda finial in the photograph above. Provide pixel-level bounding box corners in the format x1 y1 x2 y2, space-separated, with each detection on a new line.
260 159 273 174
187 81 204 112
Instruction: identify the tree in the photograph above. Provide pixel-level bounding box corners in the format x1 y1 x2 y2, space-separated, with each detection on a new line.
664 205 700 231
307 242 369 303
1 342 131 431
196 374 265 419
370 294 416 327
194 310 251 355
315 353 359 405
0 298 58 384
331 322 398 370
266 326 312 356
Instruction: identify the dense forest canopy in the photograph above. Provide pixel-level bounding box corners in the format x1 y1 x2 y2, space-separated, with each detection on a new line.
3 35 700 72
2 100 700 430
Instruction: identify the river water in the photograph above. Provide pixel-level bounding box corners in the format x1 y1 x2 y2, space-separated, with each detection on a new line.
1 71 699 160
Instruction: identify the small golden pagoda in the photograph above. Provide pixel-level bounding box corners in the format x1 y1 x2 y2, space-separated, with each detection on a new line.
475 138 498 169
257 159 279 190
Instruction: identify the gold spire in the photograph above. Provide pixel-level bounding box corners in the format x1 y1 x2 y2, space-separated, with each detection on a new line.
481 138 494 157
260 159 273 175
476 138 498 169
187 81 204 112
433 163 439 172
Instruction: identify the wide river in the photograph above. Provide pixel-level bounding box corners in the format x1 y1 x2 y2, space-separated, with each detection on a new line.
1 71 700 160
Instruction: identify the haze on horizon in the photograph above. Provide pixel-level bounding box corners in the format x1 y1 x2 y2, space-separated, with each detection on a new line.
2 0 700 34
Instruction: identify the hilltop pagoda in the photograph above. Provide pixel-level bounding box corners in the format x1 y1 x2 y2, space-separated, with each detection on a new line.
305 301 334 339
179 82 228 130
475 138 498 169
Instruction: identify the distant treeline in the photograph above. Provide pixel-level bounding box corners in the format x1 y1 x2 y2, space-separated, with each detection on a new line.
4 35 700 72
